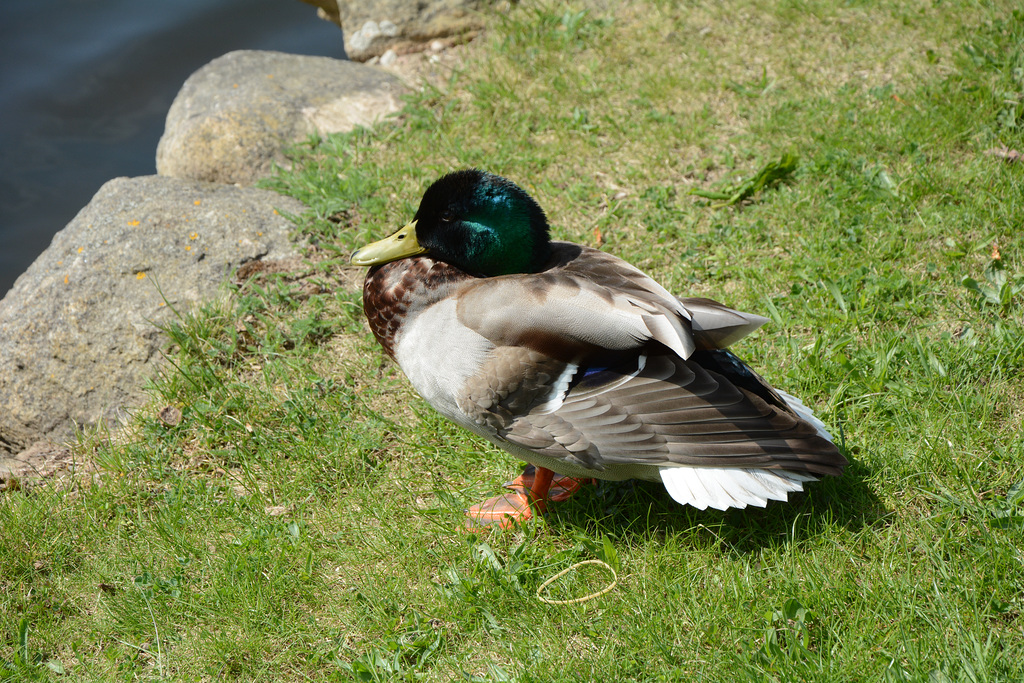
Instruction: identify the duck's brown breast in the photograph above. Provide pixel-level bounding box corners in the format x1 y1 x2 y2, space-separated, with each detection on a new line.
362 257 473 359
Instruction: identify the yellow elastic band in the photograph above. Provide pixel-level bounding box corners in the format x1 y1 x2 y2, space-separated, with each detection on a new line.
536 559 618 605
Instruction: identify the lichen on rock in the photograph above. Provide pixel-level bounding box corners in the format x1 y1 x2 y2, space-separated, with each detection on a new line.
0 175 305 461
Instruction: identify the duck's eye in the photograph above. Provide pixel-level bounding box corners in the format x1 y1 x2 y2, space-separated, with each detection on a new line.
440 209 455 222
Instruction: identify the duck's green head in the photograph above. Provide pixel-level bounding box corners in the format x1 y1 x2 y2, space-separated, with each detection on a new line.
351 170 552 276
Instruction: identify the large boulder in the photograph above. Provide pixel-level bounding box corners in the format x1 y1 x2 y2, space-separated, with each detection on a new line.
0 175 305 466
155 50 405 185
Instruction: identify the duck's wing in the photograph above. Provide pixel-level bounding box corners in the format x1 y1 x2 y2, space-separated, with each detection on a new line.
553 244 772 350
682 297 771 350
449 244 842 479
454 243 768 363
495 350 844 478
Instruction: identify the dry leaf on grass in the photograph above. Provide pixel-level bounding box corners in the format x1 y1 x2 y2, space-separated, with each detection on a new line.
158 405 182 427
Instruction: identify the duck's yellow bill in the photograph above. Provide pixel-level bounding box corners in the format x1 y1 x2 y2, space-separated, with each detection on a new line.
350 221 427 266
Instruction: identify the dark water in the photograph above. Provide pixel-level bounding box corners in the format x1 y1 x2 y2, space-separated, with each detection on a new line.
0 0 347 297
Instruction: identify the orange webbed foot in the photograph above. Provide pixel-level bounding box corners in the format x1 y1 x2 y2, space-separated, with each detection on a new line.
464 465 594 531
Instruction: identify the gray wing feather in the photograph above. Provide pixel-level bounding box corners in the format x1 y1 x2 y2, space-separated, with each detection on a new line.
499 352 843 477
683 297 770 349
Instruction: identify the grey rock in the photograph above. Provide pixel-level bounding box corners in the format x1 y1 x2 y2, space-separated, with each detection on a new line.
350 20 400 55
156 50 405 185
0 175 306 458
335 0 496 61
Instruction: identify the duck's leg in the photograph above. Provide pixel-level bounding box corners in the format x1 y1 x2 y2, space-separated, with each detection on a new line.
527 466 555 505
504 464 594 502
465 465 593 530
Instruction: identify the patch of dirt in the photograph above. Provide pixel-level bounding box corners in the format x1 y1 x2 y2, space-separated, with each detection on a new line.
0 440 77 491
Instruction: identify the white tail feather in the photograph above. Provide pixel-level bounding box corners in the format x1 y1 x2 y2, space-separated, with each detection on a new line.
659 466 814 511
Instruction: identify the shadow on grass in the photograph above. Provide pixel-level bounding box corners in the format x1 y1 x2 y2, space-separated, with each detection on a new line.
542 457 886 553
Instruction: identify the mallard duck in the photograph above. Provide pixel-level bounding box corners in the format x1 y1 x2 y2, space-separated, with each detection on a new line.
351 170 846 527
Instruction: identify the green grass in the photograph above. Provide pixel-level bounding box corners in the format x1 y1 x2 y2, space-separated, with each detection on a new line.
3 1 1024 680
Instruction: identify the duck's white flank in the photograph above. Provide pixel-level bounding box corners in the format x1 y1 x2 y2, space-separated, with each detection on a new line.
393 299 492 424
